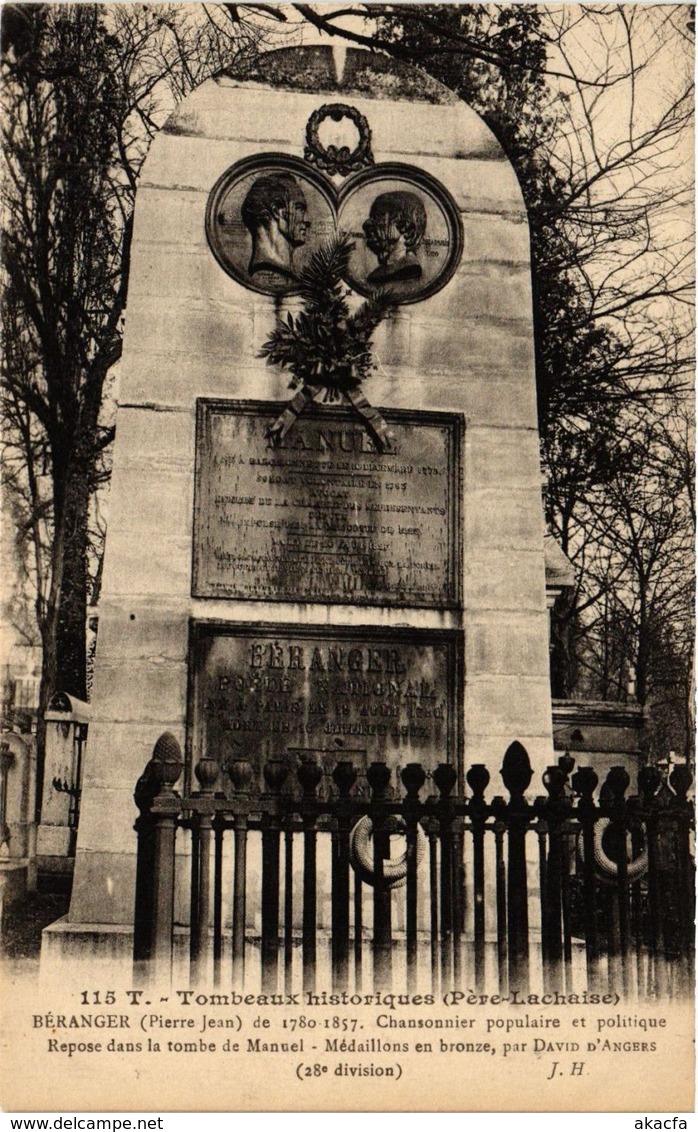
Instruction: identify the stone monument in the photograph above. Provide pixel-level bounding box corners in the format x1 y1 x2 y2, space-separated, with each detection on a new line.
49 44 553 954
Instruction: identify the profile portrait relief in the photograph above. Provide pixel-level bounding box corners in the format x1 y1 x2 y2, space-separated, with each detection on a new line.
363 190 427 284
241 171 311 280
208 158 460 301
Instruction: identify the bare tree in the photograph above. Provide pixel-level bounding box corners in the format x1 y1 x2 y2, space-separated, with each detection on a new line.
555 406 694 756
0 2 268 802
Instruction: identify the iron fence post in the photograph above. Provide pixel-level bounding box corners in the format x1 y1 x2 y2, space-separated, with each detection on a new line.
501 742 533 996
402 763 426 992
332 762 357 991
367 762 392 991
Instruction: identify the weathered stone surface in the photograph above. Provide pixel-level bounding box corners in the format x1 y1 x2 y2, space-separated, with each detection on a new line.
141 135 281 194
457 213 531 266
465 488 546 551
377 152 526 215
121 298 256 363
463 552 548 612
424 262 533 323
100 533 192 598
69 848 137 925
466 613 551 676
130 186 206 250
89 659 188 725
108 406 194 466
106 467 192 539
464 676 553 735
94 603 190 663
127 248 236 303
119 354 289 408
465 428 542 490
407 325 536 386
164 80 499 164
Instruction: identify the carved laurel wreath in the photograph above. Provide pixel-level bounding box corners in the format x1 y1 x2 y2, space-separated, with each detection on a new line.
304 103 374 177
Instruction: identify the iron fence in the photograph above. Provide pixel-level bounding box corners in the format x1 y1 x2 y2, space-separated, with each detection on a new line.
133 735 694 998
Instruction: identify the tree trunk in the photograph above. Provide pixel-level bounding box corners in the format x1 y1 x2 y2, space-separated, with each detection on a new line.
32 460 90 821
549 589 579 699
54 461 90 701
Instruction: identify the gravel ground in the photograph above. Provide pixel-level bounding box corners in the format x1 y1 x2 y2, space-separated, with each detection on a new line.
1 890 70 961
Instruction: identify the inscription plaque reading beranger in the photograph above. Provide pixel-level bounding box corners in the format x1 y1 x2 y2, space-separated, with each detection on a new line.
193 401 462 608
189 622 463 791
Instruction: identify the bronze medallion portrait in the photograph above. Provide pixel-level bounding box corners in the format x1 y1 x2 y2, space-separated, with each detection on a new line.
338 164 462 304
206 148 462 303
205 155 336 295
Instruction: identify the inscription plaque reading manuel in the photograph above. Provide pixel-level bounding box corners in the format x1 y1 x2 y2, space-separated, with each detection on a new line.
193 400 462 607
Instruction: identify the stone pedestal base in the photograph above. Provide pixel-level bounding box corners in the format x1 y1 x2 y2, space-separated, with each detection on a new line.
40 916 585 996
40 917 135 981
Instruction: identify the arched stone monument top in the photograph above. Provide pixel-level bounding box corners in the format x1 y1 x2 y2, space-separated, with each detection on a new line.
143 44 525 218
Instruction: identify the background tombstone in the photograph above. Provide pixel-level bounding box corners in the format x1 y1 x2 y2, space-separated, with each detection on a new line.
37 692 89 884
53 45 553 953
0 726 37 934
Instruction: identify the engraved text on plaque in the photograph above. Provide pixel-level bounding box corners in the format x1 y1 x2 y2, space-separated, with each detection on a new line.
189 623 463 792
193 401 462 607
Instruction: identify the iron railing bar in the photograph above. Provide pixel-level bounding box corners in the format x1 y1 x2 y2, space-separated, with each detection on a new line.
232 816 248 988
213 819 224 986
284 824 294 996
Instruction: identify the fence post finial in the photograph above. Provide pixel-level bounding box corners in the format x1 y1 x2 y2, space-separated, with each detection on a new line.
501 741 532 799
152 732 183 795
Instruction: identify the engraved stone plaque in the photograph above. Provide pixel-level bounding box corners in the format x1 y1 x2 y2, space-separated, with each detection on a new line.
193 401 463 608
189 622 463 791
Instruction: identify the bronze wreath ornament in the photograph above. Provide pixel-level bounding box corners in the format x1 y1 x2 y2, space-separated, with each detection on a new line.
577 817 649 885
304 103 374 177
259 234 396 450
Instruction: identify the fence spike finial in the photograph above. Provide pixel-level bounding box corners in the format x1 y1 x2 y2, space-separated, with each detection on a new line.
669 764 693 800
637 764 661 803
604 765 630 802
401 762 426 799
263 759 288 794
228 758 254 793
297 759 323 795
501 741 532 799
466 763 490 801
134 760 160 815
332 761 357 797
151 731 183 795
433 762 457 797
558 752 575 780
571 765 598 801
194 754 220 793
366 761 391 797
542 765 566 800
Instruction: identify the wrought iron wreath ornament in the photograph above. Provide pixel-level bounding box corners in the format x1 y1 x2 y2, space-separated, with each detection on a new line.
304 103 374 176
349 814 427 889
576 816 648 885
